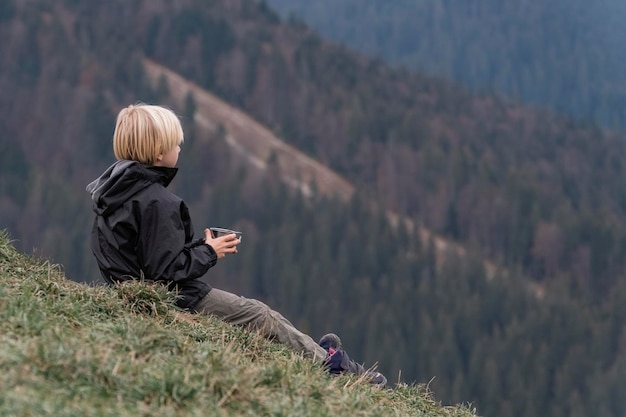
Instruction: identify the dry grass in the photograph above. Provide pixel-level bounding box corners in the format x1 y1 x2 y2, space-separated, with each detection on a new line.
0 230 478 417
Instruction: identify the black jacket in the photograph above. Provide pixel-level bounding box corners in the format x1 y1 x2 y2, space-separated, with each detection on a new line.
86 160 216 309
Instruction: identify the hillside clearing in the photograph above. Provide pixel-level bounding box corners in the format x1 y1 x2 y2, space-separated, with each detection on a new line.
0 230 477 417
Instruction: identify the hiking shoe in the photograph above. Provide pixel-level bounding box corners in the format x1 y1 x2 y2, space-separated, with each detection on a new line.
319 333 387 387
320 333 364 375
319 333 342 351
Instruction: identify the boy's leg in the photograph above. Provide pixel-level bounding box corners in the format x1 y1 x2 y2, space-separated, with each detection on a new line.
193 288 327 362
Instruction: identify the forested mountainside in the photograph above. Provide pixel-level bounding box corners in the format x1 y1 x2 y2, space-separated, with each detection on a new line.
1 1 626 416
266 0 626 132
142 1 625 304
5 0 626 300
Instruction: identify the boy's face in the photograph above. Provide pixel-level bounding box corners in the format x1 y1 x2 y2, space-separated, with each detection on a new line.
155 144 181 168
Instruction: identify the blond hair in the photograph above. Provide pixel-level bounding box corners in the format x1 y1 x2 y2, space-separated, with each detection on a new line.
113 104 184 164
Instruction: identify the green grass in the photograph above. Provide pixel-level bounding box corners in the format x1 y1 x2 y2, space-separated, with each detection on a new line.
0 231 479 417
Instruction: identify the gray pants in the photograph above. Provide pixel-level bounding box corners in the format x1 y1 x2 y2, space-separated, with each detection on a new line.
193 288 327 362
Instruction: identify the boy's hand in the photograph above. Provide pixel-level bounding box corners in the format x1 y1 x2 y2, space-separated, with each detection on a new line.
204 228 240 259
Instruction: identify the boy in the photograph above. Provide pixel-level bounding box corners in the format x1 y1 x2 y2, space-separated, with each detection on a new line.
86 103 386 386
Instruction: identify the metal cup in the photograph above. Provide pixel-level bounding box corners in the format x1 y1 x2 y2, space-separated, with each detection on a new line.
210 227 242 241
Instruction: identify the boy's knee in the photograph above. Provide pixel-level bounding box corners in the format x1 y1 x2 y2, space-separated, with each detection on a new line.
253 300 274 321
246 299 281 328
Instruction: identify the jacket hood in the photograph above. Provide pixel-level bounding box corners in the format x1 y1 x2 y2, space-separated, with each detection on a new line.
86 160 178 216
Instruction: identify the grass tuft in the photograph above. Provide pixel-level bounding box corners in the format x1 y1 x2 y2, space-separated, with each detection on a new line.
0 230 479 416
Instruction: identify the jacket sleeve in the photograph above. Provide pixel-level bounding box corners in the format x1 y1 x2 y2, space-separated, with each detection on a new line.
137 198 217 283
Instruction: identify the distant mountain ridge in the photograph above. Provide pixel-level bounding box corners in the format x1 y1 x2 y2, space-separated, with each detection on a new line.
266 0 626 131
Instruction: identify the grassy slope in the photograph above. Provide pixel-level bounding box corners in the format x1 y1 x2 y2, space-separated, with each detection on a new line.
0 231 477 417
